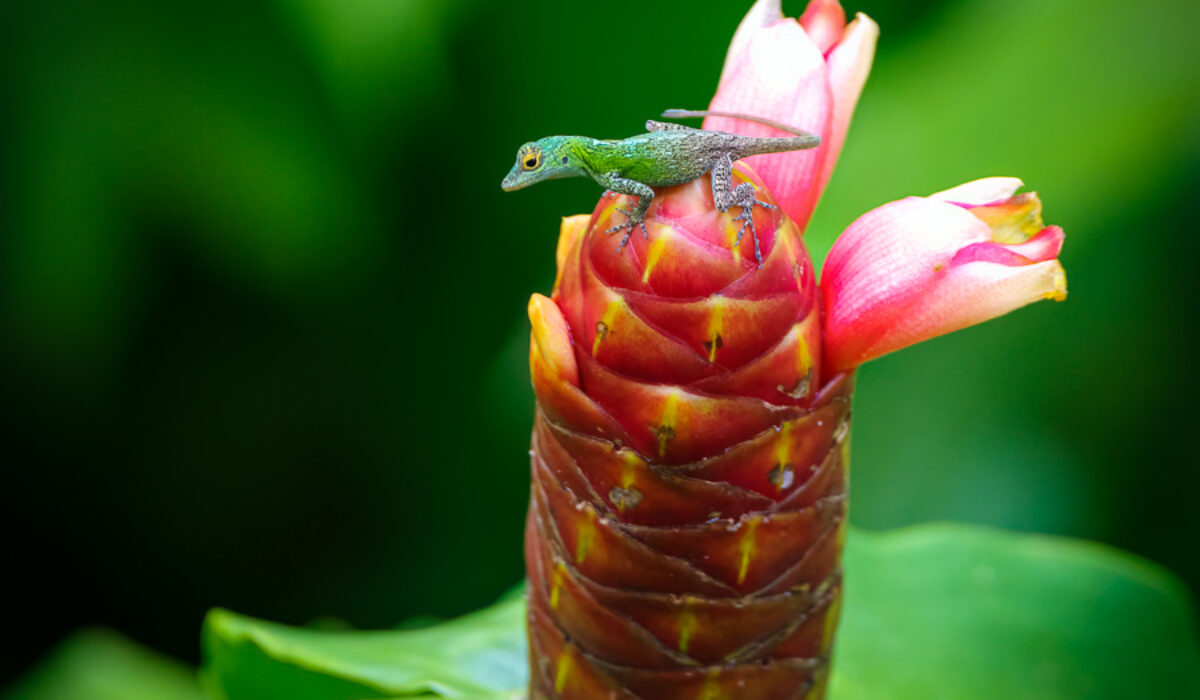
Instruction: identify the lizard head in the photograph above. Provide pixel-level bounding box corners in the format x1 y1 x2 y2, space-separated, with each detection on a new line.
502 137 581 191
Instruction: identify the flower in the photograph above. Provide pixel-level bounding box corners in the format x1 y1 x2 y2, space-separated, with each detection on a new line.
704 0 879 230
822 178 1067 371
527 169 850 698
524 0 1065 697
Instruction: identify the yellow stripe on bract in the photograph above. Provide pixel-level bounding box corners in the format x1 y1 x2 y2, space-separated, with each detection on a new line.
554 648 574 693
699 668 726 700
724 216 742 265
591 300 623 356
777 221 806 292
641 224 672 283
737 515 761 585
795 329 812 376
676 599 697 654
575 509 596 565
620 450 640 488
550 562 566 610
706 297 725 363
656 390 681 458
610 450 642 513
599 193 623 225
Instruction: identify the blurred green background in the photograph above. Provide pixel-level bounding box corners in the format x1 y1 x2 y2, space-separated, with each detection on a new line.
2 0 1198 684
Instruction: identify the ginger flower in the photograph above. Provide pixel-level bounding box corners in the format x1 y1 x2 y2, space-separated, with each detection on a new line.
523 1 1066 698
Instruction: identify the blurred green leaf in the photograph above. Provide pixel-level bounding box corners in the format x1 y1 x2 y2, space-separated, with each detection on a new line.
201 587 527 699
200 525 1200 699
2 629 203 700
831 525 1200 699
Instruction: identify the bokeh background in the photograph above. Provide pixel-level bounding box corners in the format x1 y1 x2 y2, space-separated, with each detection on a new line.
3 0 1198 684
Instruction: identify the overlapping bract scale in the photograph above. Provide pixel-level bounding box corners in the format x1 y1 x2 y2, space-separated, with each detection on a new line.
526 166 850 699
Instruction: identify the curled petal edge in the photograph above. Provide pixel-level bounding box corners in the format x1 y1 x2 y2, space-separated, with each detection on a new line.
931 177 1024 207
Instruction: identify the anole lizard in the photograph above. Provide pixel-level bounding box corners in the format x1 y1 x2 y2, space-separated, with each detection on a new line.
501 109 819 265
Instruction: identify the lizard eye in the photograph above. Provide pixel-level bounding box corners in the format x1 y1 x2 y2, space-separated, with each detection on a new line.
522 151 541 170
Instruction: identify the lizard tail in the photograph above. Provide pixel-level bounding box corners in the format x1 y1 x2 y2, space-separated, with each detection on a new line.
661 109 819 141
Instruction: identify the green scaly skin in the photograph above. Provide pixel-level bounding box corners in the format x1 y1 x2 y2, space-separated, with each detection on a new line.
502 110 820 265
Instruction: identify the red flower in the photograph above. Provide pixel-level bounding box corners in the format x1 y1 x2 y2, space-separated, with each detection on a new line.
524 2 1065 698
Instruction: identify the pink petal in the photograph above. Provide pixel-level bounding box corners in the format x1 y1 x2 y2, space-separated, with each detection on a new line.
813 12 878 217
704 4 877 232
859 258 1067 366
951 227 1064 266
705 16 832 230
1004 226 1065 261
930 177 1024 206
822 188 1067 372
799 0 847 54
719 0 787 86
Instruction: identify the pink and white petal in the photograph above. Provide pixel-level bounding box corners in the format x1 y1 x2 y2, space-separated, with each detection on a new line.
951 226 1064 267
848 258 1067 367
705 20 832 229
930 177 1024 207
822 190 1067 371
812 13 879 218
719 0 787 86
821 197 994 325
1002 226 1065 261
799 0 847 54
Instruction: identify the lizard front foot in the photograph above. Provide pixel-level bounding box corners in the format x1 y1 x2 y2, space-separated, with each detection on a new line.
732 206 764 267
728 185 775 267
604 207 650 252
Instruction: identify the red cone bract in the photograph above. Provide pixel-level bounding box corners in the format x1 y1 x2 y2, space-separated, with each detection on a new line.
526 167 851 699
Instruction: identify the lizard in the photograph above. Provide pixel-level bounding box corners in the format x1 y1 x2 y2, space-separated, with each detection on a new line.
501 109 820 265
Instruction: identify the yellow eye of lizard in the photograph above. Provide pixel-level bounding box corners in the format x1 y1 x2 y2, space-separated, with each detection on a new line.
522 151 542 170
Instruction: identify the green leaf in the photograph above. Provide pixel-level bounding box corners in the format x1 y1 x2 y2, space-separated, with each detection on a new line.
831 525 1200 699
2 628 203 700
200 587 527 700
200 525 1200 699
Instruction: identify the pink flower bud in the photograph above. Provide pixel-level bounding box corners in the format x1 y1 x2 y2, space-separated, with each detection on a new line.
704 0 878 231
821 178 1068 372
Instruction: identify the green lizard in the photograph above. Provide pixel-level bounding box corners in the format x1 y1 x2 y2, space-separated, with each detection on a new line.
501 109 819 265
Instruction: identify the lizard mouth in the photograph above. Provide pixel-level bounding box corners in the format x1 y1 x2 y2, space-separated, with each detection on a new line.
501 172 526 192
